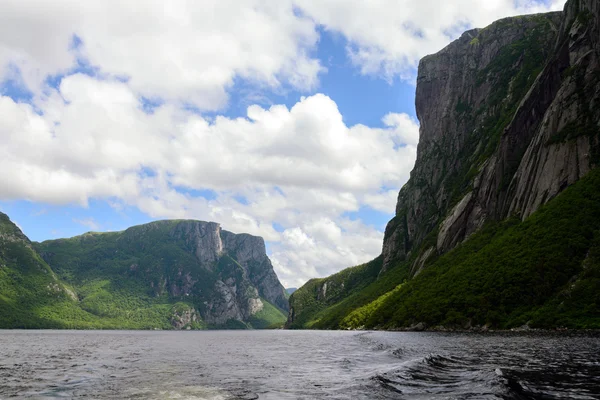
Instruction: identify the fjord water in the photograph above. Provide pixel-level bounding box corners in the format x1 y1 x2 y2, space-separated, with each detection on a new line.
1 330 599 399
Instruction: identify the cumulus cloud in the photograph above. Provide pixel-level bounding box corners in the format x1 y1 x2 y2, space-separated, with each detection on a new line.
0 75 418 286
295 0 566 80
0 0 565 287
0 0 323 109
0 0 565 104
363 190 400 214
270 217 385 286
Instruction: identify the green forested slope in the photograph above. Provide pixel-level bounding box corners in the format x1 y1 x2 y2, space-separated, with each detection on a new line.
0 212 90 328
288 1 600 331
289 168 600 330
358 168 600 329
0 216 286 329
34 224 217 329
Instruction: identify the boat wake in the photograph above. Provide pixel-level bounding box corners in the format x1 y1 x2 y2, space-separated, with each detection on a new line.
371 349 600 399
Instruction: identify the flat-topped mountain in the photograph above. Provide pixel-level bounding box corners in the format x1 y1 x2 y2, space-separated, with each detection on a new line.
0 213 288 329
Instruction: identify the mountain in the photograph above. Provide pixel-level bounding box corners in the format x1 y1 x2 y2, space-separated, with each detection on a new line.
288 0 600 330
0 212 84 328
0 214 288 329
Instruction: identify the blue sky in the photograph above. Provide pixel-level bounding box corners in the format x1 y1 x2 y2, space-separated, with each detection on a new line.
0 28 416 241
0 0 564 287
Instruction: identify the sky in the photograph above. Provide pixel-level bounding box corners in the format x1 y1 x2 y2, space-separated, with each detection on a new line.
0 0 565 288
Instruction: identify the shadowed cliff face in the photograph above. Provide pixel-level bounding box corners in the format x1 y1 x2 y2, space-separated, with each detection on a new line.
221 230 289 312
383 0 600 275
497 0 600 219
287 0 600 330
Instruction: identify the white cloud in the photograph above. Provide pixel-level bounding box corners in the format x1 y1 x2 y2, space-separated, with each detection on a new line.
295 0 566 80
0 0 566 287
0 76 418 286
270 218 384 286
0 0 323 109
0 0 566 103
363 190 399 214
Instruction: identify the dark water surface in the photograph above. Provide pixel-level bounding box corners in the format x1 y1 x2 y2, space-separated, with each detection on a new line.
1 330 599 399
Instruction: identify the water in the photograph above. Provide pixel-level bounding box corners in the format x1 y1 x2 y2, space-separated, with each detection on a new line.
1 330 599 399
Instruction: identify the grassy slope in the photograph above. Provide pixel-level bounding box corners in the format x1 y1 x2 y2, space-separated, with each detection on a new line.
288 256 409 329
291 168 600 330
248 299 288 329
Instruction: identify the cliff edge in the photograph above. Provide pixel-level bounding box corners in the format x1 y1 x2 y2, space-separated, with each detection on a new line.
288 0 600 330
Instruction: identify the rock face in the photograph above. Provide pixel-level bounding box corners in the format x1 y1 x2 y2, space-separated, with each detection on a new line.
383 2 600 273
286 0 600 331
221 230 289 311
170 305 201 329
37 219 288 329
172 221 224 266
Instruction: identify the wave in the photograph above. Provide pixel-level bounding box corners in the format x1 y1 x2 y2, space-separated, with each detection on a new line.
371 353 537 399
371 351 600 400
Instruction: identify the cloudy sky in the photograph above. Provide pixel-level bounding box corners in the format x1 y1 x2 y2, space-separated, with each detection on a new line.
0 0 565 287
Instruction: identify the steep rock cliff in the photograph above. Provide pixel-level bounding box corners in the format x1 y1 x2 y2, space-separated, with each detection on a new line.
288 0 600 330
221 230 289 311
383 1 600 274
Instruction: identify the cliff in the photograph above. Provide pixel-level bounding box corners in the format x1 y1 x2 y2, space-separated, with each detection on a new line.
0 215 288 329
288 0 600 330
385 0 599 273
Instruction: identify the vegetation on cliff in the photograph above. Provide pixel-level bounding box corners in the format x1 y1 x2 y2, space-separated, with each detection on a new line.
0 215 287 329
288 0 600 331
289 169 600 330
0 212 85 328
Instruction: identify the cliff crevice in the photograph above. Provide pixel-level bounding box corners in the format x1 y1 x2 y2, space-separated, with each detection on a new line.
383 1 599 273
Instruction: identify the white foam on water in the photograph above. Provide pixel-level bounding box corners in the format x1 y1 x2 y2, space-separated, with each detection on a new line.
126 386 232 400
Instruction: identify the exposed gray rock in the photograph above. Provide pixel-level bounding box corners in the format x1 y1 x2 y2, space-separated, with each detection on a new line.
164 220 288 322
221 230 288 311
382 13 563 272
247 297 264 315
382 2 600 276
205 280 246 325
460 0 600 234
320 282 328 299
412 246 435 277
437 191 474 252
168 270 196 297
170 307 201 329
409 322 427 331
172 221 223 267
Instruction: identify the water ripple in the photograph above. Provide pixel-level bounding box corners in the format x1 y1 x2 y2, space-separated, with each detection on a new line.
0 330 598 399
